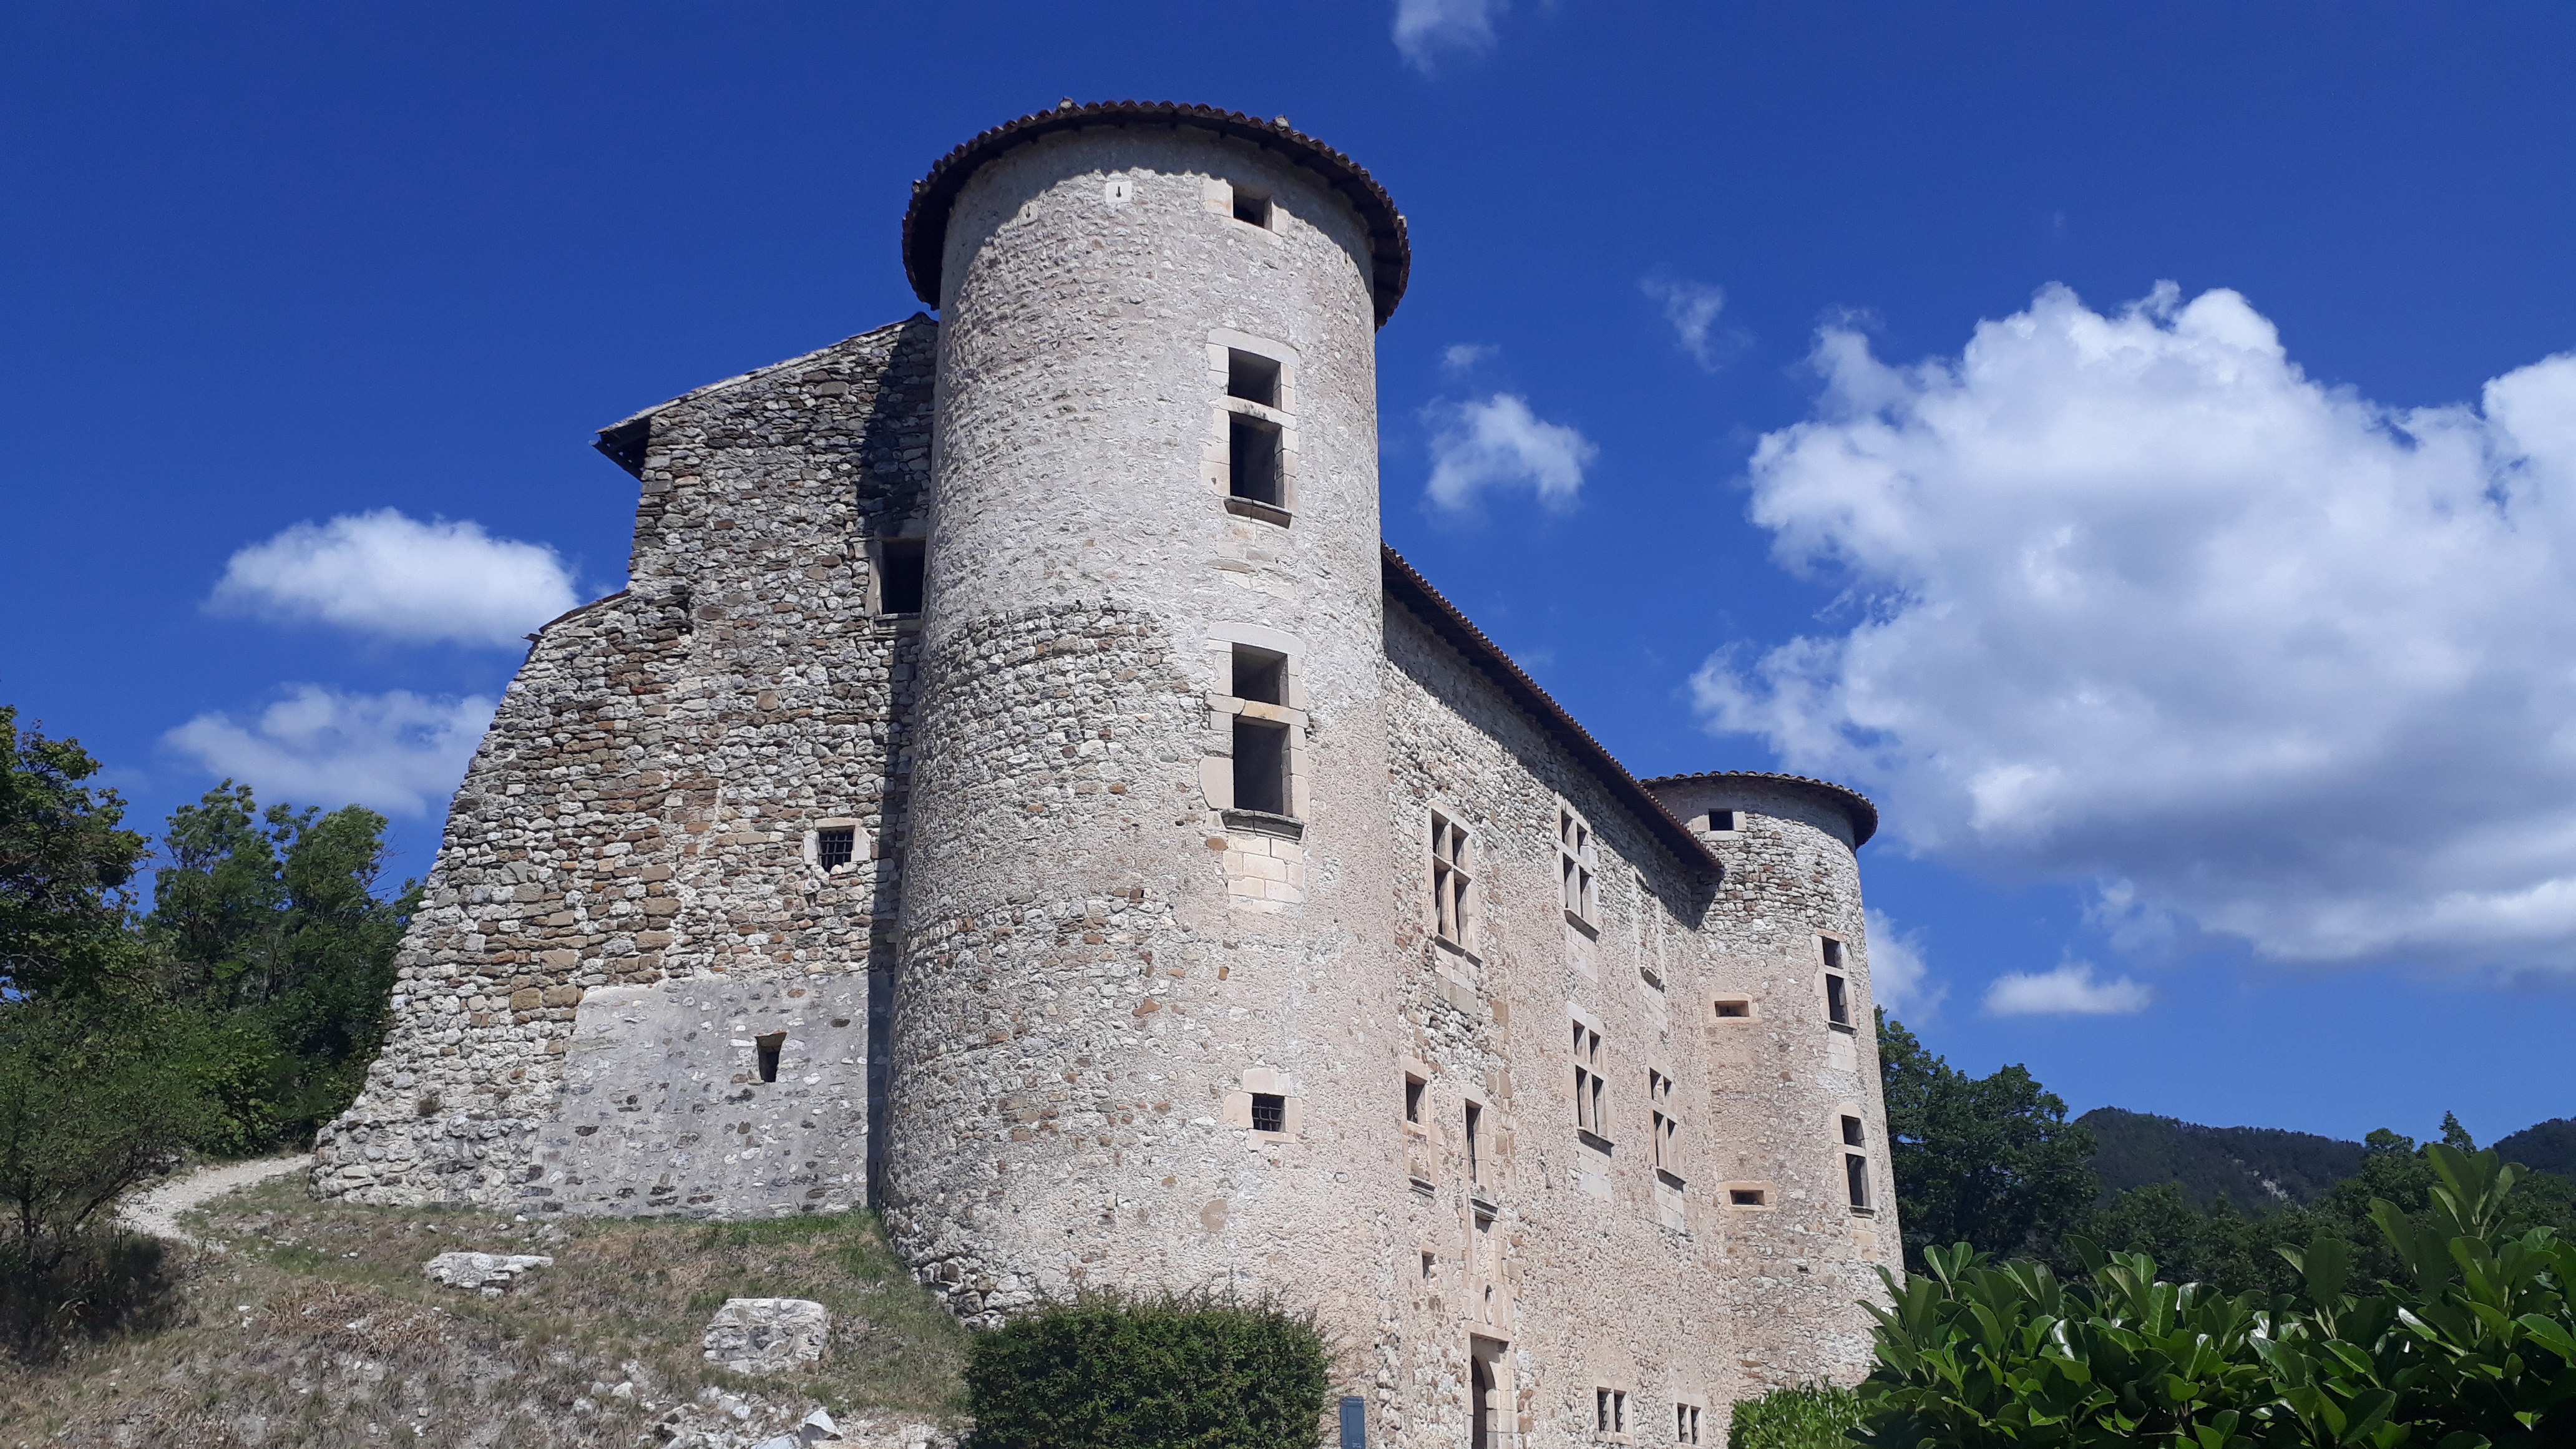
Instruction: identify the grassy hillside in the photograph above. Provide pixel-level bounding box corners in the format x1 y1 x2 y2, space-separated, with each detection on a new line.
2079 1106 2366 1214
2 1175 967 1448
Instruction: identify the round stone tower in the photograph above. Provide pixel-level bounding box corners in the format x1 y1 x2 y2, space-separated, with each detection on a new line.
886 102 1414 1327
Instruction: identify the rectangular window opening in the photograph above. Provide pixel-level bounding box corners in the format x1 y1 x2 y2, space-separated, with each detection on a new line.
1431 811 1474 948
1729 1188 1766 1207
815 826 856 871
1572 1023 1604 1139
1847 1151 1871 1209
1420 1249 1435 1279
1559 807 1597 923
754 1031 786 1083
876 539 925 616
1822 936 1846 969
1678 1404 1701 1445
1404 1075 1425 1125
1825 971 1852 1028
1231 643 1286 705
1251 1092 1286 1134
1842 1114 1865 1147
1228 412 1284 505
1707 809 1734 832
1464 1101 1483 1184
1231 716 1290 816
1231 185 1272 228
1713 999 1750 1019
1227 349 1281 407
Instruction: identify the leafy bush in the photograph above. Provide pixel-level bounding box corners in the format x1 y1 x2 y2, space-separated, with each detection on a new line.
964 1289 1332 1449
1853 1144 2576 1447
1729 1380 1865 1448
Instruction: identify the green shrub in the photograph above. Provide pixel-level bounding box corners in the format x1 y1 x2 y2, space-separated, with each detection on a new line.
1729 1381 1865 1449
964 1289 1331 1449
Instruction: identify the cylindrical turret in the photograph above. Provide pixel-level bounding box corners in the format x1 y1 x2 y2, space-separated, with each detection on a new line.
886 103 1412 1329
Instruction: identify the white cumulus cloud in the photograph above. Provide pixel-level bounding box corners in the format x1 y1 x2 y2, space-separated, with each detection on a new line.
1424 394 1597 514
1983 962 2152 1017
1394 0 1506 69
165 685 494 816
211 508 581 647
1642 275 1739 370
1695 281 2576 973
1863 907 1947 1020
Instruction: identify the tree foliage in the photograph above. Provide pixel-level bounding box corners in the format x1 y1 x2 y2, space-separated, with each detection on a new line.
1880 1010 2099 1270
964 1290 1333 1449
1729 1380 1866 1448
1853 1146 2576 1448
0 706 149 998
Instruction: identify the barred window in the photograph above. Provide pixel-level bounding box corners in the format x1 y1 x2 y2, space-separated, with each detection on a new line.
816 826 856 871
1251 1093 1286 1134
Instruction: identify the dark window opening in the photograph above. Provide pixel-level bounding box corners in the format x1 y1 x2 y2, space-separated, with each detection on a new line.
1842 1114 1865 1147
1679 1405 1702 1445
1404 1075 1425 1125
1465 1101 1483 1183
1420 1250 1435 1279
1822 937 1846 969
1231 644 1286 705
1825 972 1852 1027
1729 1187 1766 1206
1471 1357 1496 1449
877 539 925 615
1228 413 1283 505
1231 187 1271 228
1227 349 1281 407
1714 999 1750 1019
1251 1092 1286 1133
1847 1152 1871 1209
816 826 856 871
1232 717 1289 815
1708 809 1735 831
754 1031 786 1083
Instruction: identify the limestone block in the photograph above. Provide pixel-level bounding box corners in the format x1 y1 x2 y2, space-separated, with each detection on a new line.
422 1251 553 1297
701 1297 830 1374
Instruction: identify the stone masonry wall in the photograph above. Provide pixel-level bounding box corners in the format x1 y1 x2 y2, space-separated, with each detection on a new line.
311 317 937 1212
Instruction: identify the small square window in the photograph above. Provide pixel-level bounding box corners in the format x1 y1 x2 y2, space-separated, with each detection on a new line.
1707 809 1734 832
1251 1092 1286 1134
1231 185 1272 228
1842 1114 1865 1148
1227 349 1281 407
816 826 856 871
1231 643 1286 705
876 538 925 615
754 1031 786 1083
1228 412 1284 506
1822 937 1846 970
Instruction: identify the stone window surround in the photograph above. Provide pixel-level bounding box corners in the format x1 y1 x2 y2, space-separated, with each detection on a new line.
1816 929 1857 1033
1201 175 1284 235
1204 328 1299 526
1672 1392 1709 1446
864 516 930 627
1221 1065 1304 1140
1400 1052 1436 1191
1558 798 1601 933
801 818 870 875
1648 1065 1683 1188
1719 1180 1777 1210
1594 1384 1633 1443
1708 993 1759 1023
1837 1101 1875 1215
1459 1078 1495 1196
1568 1001 1609 1153
1198 622 1310 825
1427 802 1480 961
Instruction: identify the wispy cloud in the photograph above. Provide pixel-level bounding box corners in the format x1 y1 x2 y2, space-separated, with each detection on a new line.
1641 274 1742 369
1983 962 2152 1017
164 685 494 816
1441 342 1496 375
211 508 580 648
1865 907 1948 1020
1393 0 1506 71
1423 394 1596 514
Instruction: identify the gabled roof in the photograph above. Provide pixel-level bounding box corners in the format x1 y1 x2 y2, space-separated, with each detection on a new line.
1383 546 1719 881
1641 770 1880 849
902 100 1411 326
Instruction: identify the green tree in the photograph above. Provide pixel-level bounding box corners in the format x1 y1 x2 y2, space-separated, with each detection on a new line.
0 706 149 998
1878 1010 2098 1270
145 783 417 1149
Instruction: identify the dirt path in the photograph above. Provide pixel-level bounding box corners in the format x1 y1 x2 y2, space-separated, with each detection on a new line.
116 1154 308 1244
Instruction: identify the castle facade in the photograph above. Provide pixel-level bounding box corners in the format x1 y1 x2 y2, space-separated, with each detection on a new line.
313 101 1898 1447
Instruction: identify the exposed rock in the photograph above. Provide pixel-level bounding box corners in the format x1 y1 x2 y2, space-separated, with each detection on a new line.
421 1250 552 1297
700 1297 829 1374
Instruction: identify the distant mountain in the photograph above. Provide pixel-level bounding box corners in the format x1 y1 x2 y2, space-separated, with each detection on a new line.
2079 1107 2367 1214
2495 1117 2576 1179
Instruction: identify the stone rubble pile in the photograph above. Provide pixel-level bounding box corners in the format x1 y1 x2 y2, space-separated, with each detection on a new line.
421 1251 554 1297
700 1297 831 1374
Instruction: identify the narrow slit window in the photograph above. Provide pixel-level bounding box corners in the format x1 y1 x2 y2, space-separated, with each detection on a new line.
1251 1092 1286 1134
1231 716 1290 815
754 1031 786 1083
1404 1075 1425 1125
1231 643 1286 705
1464 1101 1483 1184
1847 1151 1871 1209
1231 185 1272 228
1227 349 1281 407
1420 1250 1435 1280
876 539 925 616
815 826 856 871
1228 412 1284 506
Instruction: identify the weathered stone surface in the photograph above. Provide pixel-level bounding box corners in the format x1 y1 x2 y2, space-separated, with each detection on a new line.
421 1250 552 1295
700 1297 829 1375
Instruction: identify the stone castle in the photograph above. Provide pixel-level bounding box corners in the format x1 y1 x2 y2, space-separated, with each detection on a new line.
312 100 1899 1447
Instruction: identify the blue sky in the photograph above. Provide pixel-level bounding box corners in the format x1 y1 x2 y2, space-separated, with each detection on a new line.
7 2 2572 1145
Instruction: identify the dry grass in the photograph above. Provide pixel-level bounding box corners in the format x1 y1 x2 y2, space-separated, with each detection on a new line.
0 1174 968 1448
